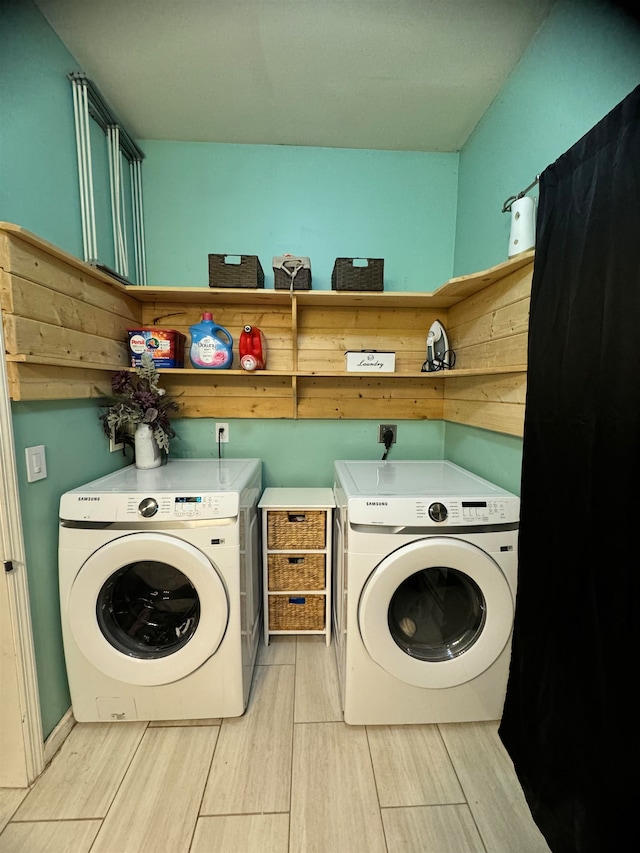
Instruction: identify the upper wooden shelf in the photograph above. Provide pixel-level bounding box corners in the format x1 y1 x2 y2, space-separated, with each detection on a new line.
0 218 532 308
122 249 534 309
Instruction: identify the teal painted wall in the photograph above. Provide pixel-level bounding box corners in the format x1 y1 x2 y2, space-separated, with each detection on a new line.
0 0 81 256
10 403 129 737
454 0 640 278
445 0 640 493
1 1 128 738
171 418 444 487
444 423 524 496
0 0 118 268
142 141 458 292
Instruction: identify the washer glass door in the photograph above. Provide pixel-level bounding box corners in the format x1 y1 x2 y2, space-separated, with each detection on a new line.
358 537 514 688
96 560 200 660
69 532 228 686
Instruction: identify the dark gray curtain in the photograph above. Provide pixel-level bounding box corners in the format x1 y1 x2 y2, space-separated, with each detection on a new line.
499 84 640 853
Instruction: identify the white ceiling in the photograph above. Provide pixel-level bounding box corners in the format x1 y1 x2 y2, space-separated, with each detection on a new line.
34 0 553 152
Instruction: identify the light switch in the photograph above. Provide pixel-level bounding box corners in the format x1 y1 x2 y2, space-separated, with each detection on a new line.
25 445 47 482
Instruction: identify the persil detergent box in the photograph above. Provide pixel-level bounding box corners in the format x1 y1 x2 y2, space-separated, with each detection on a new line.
127 329 186 368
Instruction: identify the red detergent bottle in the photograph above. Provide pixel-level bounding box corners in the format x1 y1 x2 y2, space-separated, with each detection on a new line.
239 325 266 371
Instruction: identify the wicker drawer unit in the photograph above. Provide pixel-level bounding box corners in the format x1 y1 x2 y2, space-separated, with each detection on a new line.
267 510 326 550
259 488 335 646
268 595 325 632
267 553 326 591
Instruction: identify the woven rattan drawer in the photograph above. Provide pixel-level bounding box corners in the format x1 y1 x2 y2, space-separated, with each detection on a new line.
267 510 326 550
267 553 325 591
268 594 325 631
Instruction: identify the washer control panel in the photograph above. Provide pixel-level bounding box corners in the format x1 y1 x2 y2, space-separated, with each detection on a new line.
60 490 240 521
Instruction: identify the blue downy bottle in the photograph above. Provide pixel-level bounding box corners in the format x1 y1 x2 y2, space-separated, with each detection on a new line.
189 312 233 369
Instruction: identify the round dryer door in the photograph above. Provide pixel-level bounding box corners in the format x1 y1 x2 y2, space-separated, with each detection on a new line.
358 537 514 689
68 532 228 686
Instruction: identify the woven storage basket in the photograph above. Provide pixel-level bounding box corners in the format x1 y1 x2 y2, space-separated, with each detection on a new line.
274 267 312 290
273 255 312 291
268 595 325 631
267 510 326 550
331 257 384 291
268 554 326 591
208 254 265 288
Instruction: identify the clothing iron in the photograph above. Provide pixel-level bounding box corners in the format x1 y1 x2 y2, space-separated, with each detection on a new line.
423 320 454 371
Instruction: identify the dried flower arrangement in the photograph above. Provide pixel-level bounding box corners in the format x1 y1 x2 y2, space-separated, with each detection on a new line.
99 353 179 453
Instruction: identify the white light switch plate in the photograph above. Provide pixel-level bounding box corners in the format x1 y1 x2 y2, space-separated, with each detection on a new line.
25 445 47 482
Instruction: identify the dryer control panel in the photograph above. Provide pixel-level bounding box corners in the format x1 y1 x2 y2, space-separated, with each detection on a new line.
347 496 519 527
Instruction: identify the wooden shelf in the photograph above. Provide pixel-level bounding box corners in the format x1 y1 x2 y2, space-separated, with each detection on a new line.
124 251 534 309
155 365 527 378
125 285 461 310
1 222 533 435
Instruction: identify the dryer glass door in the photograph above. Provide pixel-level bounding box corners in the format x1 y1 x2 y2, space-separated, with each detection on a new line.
388 567 485 663
358 537 514 689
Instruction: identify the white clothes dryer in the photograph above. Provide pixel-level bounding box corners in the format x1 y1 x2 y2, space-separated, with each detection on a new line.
58 458 261 722
333 460 519 725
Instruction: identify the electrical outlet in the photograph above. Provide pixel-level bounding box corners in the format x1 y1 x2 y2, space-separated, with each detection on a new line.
378 424 397 444
216 422 229 443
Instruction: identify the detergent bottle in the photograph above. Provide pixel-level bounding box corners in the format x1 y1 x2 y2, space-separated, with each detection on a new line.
239 325 267 371
189 312 233 369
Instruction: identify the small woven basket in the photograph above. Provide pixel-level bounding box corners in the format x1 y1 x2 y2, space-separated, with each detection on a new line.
267 511 326 550
268 554 326 591
274 267 312 290
273 255 312 291
208 254 265 288
268 595 325 631
331 258 384 291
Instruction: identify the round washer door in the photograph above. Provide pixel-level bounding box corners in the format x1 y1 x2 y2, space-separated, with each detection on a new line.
358 537 514 689
68 532 228 686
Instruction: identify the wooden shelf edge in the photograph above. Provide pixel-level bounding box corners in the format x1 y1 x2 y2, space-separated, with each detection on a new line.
158 366 527 378
123 285 459 309
432 250 534 301
0 222 130 292
6 354 125 371
5 359 527 380
124 286 294 305
297 366 527 378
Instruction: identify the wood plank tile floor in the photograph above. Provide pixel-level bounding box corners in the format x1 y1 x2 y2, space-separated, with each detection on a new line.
0 636 551 853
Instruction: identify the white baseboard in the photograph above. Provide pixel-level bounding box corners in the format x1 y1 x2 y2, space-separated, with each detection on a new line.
43 707 75 766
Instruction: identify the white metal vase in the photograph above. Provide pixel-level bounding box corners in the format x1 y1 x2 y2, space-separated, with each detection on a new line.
134 424 162 469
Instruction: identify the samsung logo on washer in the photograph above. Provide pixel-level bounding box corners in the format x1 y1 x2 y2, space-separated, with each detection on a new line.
77 496 100 501
366 501 388 506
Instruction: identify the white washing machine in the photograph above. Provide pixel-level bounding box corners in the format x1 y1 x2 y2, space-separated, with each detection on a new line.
58 458 262 722
333 460 519 725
